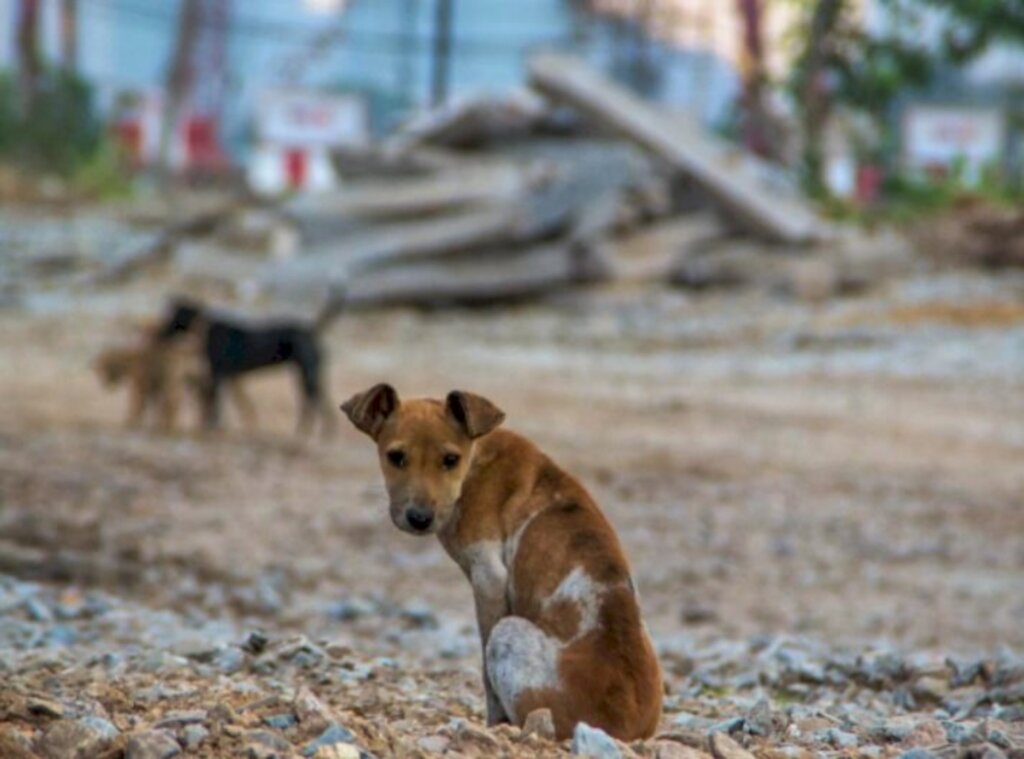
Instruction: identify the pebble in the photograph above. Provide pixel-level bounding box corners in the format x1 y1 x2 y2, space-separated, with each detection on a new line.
312 746 360 759
655 741 713 759
124 730 182 759
417 735 451 753
572 722 621 758
181 724 208 750
35 717 118 759
26 698 65 719
154 709 207 727
897 751 936 759
708 732 756 759
522 708 557 740
262 712 298 730
295 686 335 730
743 697 773 737
302 723 358 757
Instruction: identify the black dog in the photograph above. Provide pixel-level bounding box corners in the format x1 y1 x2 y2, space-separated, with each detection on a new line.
158 290 346 435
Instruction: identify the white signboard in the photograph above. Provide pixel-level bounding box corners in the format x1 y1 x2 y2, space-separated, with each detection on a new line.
903 105 1005 183
258 90 369 148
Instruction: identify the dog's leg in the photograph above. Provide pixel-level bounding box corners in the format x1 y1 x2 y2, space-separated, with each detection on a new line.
203 376 223 430
159 387 178 432
228 382 258 431
126 380 146 428
466 543 512 726
485 616 562 726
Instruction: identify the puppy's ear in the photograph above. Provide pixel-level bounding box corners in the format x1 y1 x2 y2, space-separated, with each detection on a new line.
341 383 400 439
446 390 505 439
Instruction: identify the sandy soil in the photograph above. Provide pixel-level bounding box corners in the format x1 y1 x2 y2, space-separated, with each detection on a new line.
1 267 1023 757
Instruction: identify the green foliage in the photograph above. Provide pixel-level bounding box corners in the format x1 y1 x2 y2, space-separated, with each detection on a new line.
913 0 1024 60
0 67 102 177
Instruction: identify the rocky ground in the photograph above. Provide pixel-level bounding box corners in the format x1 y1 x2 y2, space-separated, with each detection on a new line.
1 210 1023 757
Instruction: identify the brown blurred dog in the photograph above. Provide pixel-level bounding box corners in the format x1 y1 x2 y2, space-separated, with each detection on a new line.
341 384 662 740
94 325 256 432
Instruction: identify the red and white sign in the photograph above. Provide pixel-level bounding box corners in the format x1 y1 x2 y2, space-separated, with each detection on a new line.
257 90 369 148
903 105 1005 183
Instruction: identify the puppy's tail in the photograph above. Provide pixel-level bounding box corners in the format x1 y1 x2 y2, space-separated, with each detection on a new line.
312 283 348 334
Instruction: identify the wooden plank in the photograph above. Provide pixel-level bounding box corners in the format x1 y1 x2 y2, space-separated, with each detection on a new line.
529 54 829 245
344 241 607 308
287 163 528 222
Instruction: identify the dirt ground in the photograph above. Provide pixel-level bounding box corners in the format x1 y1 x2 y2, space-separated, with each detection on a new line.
1 260 1023 757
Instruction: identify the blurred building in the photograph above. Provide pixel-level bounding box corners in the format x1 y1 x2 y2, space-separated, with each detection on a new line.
861 0 1024 185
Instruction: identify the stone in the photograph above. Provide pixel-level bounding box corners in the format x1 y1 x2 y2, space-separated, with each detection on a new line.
302 723 357 757
822 728 859 749
417 735 451 754
35 718 118 759
262 713 298 731
295 687 335 730
154 709 207 727
744 698 774 737
26 698 65 719
181 724 208 750
245 730 291 751
246 744 284 759
912 676 950 702
976 745 1009 759
897 751 937 759
124 730 181 759
522 708 556 740
655 741 713 759
313 746 360 759
900 720 945 748
572 722 621 758
709 732 756 759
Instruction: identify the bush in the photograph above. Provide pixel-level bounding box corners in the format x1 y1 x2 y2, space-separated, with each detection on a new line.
0 68 102 177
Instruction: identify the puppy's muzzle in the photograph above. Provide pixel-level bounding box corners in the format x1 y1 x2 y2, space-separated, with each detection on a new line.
405 507 434 533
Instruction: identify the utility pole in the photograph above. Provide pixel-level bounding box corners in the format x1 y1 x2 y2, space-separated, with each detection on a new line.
159 0 203 181
60 0 78 73
16 0 41 117
431 0 453 107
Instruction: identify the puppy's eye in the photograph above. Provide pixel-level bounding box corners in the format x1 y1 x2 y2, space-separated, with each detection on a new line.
441 453 460 470
387 450 406 468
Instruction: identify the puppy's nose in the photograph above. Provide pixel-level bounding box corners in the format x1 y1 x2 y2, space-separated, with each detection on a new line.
406 507 434 532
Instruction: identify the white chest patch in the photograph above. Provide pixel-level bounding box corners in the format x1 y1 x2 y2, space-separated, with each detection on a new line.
543 565 603 641
461 541 507 598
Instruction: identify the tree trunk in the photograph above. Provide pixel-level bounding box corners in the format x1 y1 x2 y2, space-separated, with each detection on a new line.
60 0 78 73
16 0 41 118
159 0 204 181
800 0 844 195
735 0 773 159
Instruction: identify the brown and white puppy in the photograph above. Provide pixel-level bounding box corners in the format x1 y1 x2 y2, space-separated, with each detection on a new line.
341 384 662 741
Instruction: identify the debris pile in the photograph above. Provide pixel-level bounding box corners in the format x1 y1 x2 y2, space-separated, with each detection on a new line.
914 199 1024 270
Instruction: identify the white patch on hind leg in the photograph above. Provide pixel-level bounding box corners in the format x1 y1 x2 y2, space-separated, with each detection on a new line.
486 616 560 724
544 565 603 641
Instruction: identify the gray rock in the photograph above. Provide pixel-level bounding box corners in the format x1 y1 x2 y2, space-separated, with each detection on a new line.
23 597 53 622
262 713 298 731
822 728 859 749
897 750 936 759
35 717 118 759
181 724 208 751
400 600 439 629
942 720 976 744
302 723 357 757
571 722 621 758
744 698 774 737
244 730 291 751
154 709 207 727
211 646 246 674
125 730 181 759
27 697 65 719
